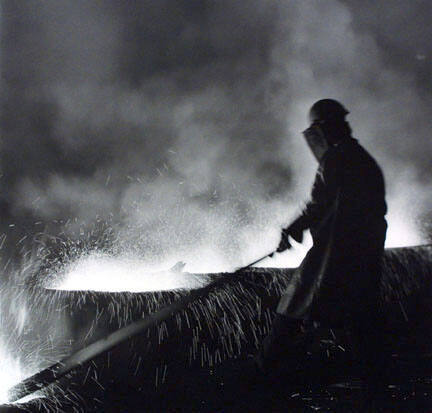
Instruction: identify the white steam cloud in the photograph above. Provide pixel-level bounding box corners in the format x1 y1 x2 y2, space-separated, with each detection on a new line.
1 0 431 274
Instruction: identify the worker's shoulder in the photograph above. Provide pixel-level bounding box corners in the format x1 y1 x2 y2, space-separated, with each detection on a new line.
339 138 384 174
337 138 374 160
325 138 380 169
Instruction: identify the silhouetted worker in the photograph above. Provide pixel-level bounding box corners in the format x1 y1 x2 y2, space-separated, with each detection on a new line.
256 99 388 404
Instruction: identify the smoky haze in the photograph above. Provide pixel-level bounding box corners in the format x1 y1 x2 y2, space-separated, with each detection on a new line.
1 0 431 272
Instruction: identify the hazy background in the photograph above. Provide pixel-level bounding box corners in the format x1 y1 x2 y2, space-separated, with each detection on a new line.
1 0 431 273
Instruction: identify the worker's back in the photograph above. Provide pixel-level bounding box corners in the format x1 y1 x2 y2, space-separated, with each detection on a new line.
327 137 387 253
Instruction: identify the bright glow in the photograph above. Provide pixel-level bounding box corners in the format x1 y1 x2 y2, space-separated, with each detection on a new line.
384 169 428 248
48 207 426 295
49 253 210 292
385 211 425 248
0 339 42 404
178 246 236 274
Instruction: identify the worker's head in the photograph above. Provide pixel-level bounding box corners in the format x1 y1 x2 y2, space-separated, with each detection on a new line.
308 99 351 145
303 124 328 162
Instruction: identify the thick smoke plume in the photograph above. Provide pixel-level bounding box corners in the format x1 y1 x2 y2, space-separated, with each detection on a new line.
1 0 431 273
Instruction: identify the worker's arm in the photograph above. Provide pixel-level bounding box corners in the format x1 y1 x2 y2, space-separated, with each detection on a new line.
277 148 342 252
299 149 341 231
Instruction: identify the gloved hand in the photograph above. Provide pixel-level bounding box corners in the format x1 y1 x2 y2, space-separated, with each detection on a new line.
276 220 304 253
276 228 292 252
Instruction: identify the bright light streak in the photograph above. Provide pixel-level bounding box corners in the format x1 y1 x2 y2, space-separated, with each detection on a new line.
49 253 210 292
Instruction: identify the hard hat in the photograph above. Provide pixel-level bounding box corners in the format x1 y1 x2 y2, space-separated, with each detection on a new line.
309 99 349 123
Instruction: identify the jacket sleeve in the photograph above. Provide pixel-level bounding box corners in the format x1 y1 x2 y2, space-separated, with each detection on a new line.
293 149 342 232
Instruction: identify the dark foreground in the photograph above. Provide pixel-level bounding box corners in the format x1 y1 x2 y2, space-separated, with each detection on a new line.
2 245 432 412
2 335 432 412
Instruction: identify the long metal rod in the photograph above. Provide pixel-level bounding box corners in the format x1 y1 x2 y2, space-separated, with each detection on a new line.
7 253 273 403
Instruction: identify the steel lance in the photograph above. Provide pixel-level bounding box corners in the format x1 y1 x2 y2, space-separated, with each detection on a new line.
7 251 275 404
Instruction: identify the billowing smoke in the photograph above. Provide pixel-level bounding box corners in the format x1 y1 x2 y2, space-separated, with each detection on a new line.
1 0 431 274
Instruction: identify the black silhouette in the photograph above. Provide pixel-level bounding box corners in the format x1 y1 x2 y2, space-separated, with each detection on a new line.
257 99 388 405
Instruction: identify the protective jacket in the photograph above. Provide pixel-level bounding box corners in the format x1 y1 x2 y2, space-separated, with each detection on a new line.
277 137 387 326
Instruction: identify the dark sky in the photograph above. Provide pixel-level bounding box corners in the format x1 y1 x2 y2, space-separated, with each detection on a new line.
1 0 431 271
